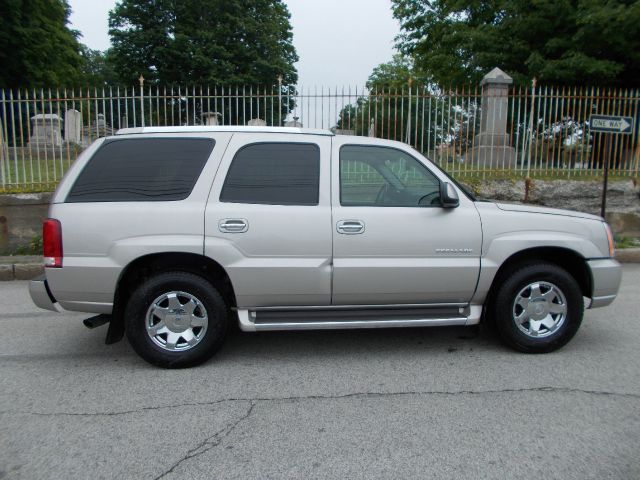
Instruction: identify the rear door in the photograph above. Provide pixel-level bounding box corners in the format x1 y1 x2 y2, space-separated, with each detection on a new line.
204 132 332 308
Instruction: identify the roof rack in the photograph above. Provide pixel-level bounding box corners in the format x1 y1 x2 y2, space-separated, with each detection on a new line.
116 126 334 136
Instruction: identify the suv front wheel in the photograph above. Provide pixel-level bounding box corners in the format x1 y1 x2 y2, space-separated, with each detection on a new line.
125 272 228 368
492 262 584 353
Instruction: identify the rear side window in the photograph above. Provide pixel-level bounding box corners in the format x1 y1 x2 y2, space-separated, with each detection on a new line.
220 143 320 205
66 137 215 202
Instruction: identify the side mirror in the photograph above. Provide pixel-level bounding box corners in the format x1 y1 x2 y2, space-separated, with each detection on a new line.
440 182 459 208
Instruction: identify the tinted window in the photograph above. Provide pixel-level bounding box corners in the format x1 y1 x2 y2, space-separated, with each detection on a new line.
340 145 440 207
67 138 215 202
220 143 320 205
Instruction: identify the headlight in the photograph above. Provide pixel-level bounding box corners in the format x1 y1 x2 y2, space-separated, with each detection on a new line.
603 222 615 258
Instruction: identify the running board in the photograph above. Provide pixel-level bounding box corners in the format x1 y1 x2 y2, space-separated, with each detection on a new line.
237 305 482 332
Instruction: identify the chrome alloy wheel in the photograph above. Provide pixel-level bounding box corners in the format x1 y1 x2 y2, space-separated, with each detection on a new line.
512 281 567 338
145 291 208 351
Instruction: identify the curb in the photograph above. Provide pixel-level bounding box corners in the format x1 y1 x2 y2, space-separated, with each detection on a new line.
0 249 639 282
615 248 640 264
0 262 44 281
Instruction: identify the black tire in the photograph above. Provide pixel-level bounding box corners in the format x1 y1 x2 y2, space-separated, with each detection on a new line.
125 272 228 368
492 262 584 353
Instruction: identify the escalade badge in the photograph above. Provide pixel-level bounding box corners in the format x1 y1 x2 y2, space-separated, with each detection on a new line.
435 248 473 254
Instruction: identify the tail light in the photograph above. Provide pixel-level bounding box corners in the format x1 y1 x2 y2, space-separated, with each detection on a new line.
43 218 63 268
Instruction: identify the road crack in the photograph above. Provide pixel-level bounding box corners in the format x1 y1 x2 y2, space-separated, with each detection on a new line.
3 386 639 418
152 400 256 480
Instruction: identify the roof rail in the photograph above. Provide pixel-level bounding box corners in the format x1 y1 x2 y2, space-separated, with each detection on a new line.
116 126 334 136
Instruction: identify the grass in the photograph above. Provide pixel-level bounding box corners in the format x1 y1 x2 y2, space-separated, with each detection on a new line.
615 235 640 250
1 146 81 193
0 234 42 256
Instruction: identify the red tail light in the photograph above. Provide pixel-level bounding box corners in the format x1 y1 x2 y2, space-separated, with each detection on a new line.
43 218 63 268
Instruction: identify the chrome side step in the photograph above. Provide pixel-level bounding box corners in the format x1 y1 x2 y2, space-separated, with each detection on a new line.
237 305 482 332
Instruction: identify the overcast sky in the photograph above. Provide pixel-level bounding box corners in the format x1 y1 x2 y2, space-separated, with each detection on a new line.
67 0 400 87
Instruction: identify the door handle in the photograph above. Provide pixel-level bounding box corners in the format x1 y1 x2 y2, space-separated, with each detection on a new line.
218 218 248 233
336 220 365 235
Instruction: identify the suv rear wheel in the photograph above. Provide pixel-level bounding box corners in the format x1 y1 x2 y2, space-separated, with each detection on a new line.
492 262 584 353
125 272 228 368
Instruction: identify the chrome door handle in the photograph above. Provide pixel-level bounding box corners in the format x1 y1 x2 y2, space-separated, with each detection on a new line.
218 218 248 233
336 220 365 235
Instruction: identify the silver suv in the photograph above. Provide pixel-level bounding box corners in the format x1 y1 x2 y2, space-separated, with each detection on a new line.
29 126 622 368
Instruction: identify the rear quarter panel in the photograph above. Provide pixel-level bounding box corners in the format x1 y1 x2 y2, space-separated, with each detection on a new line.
45 132 232 313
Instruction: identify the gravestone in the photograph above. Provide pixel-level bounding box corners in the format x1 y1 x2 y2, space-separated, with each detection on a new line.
468 67 516 167
64 109 82 144
81 114 115 145
95 114 107 135
247 118 267 126
284 117 303 128
28 114 63 147
202 112 220 126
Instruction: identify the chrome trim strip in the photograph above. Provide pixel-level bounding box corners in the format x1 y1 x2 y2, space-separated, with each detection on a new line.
236 303 468 312
238 313 468 332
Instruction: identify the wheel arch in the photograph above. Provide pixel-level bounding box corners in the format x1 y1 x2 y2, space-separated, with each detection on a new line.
107 252 236 344
483 246 592 318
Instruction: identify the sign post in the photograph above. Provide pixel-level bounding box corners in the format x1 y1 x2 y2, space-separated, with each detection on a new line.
589 115 634 218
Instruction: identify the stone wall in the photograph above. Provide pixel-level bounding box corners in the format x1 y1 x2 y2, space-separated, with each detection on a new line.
0 179 638 254
471 178 640 236
0 193 51 254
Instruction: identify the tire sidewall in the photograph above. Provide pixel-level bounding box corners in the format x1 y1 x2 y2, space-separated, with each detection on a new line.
494 263 584 353
125 272 228 368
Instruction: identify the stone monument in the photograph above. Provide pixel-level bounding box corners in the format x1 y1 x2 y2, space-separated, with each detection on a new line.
80 113 115 145
202 112 220 126
334 129 355 135
247 118 267 126
64 109 82 144
28 114 63 147
284 117 303 128
468 67 516 167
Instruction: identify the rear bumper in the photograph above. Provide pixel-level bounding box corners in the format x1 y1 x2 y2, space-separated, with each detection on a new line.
29 274 59 312
587 258 622 309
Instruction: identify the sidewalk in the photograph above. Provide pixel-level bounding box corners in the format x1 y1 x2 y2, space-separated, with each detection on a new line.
1 250 639 281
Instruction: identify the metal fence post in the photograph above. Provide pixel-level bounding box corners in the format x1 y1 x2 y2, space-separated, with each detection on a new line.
406 78 412 144
0 91 5 188
139 75 145 127
277 74 283 126
526 78 537 178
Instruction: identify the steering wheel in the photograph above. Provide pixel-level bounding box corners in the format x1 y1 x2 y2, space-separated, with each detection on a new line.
418 191 440 206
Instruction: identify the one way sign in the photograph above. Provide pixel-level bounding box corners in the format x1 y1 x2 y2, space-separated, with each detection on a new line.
590 115 634 134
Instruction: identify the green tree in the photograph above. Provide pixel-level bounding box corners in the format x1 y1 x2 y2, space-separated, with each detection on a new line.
108 0 298 86
0 0 84 88
335 55 470 163
392 0 640 87
79 47 119 86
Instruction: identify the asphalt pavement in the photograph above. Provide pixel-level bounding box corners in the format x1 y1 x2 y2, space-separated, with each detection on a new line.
1 266 639 479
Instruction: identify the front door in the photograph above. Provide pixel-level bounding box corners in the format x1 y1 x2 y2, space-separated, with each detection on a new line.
331 139 482 305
